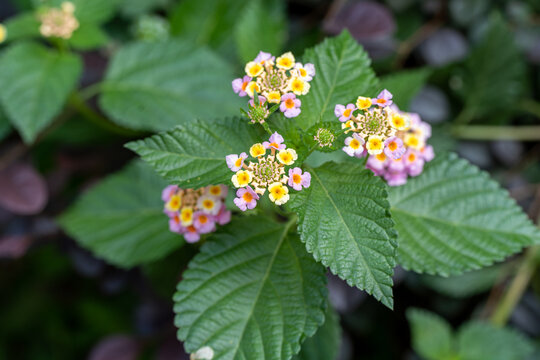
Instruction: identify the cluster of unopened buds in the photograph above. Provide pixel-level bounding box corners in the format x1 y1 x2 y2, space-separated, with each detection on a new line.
336 89 434 186
39 1 79 39
162 184 231 243
226 132 311 210
232 51 315 123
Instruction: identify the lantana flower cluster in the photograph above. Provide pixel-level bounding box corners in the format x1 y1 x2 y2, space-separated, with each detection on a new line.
232 51 315 123
336 89 434 186
39 2 79 39
226 132 311 210
162 184 231 243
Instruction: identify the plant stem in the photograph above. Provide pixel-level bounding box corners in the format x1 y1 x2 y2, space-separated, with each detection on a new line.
451 125 540 141
79 82 103 101
490 245 539 327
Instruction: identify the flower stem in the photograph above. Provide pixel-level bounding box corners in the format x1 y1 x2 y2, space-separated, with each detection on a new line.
490 245 539 327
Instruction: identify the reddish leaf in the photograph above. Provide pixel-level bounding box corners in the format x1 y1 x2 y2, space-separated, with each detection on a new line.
88 335 141 360
0 163 48 215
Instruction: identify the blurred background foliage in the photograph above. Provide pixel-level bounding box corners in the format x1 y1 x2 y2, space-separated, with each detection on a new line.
0 0 539 359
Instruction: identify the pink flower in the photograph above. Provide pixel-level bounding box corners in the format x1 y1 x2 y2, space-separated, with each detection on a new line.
288 167 311 191
263 132 286 150
254 51 274 63
388 157 406 172
232 75 251 97
372 89 393 107
226 152 248 172
343 133 365 157
193 211 216 234
168 214 183 233
294 62 316 81
404 149 425 177
383 137 406 160
384 171 408 186
279 93 301 118
249 95 267 107
161 185 178 202
366 154 388 176
334 103 356 122
420 145 435 162
233 186 259 211
184 225 200 243
216 204 231 225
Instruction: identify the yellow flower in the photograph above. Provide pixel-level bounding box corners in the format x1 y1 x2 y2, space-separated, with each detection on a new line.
180 207 194 226
404 133 423 150
208 185 223 197
165 194 182 212
0 24 7 44
342 120 354 130
245 61 264 77
288 77 310 95
245 81 261 97
266 91 281 103
277 148 298 165
61 1 75 13
276 52 295 70
356 96 372 110
366 135 384 155
249 143 266 157
232 170 253 188
376 153 387 162
268 182 289 205
390 112 410 131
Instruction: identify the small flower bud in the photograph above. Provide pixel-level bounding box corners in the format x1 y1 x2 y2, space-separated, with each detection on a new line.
314 128 335 148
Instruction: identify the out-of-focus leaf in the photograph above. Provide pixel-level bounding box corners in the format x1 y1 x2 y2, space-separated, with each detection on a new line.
69 23 109 50
0 163 48 215
410 85 450 124
59 160 184 268
0 107 11 141
0 42 81 143
421 265 505 298
3 12 40 43
174 216 327 359
294 306 341 360
49 0 119 24
294 31 378 130
390 153 540 276
119 0 169 18
379 68 431 111
419 28 469 66
234 0 286 63
99 39 242 132
449 0 489 26
88 335 141 360
125 117 263 188
289 162 397 309
461 14 526 120
407 308 455 360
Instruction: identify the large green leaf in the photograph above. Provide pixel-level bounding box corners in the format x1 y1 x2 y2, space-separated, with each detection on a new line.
390 153 540 276
295 31 378 130
125 117 263 188
379 68 432 111
99 39 242 132
49 0 119 24
0 107 11 141
457 322 534 360
174 216 327 360
0 42 82 143
407 308 534 360
461 14 525 120
3 12 40 43
407 308 455 360
234 0 286 63
294 306 341 360
58 160 183 268
288 162 397 309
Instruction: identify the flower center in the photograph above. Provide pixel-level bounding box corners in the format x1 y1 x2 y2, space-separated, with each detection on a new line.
408 153 416 162
293 174 302 184
389 141 397 151
242 192 253 202
199 215 208 224
210 186 221 196
242 81 248 91
292 80 303 91
377 99 386 104
285 99 295 109
376 153 386 161
350 139 361 150
343 109 352 117
299 68 307 76
203 199 214 209
235 158 243 167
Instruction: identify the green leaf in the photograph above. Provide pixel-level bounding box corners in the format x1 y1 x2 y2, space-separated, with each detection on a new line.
457 322 534 360
3 12 40 43
69 23 109 50
288 162 397 309
0 107 11 141
421 265 505 298
407 308 456 360
462 14 526 120
99 39 243 132
49 0 119 24
174 216 327 360
295 31 378 130
389 153 540 276
119 0 169 18
58 160 183 268
234 0 286 63
379 68 432 111
125 117 263 188
294 306 341 360
0 42 81 143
